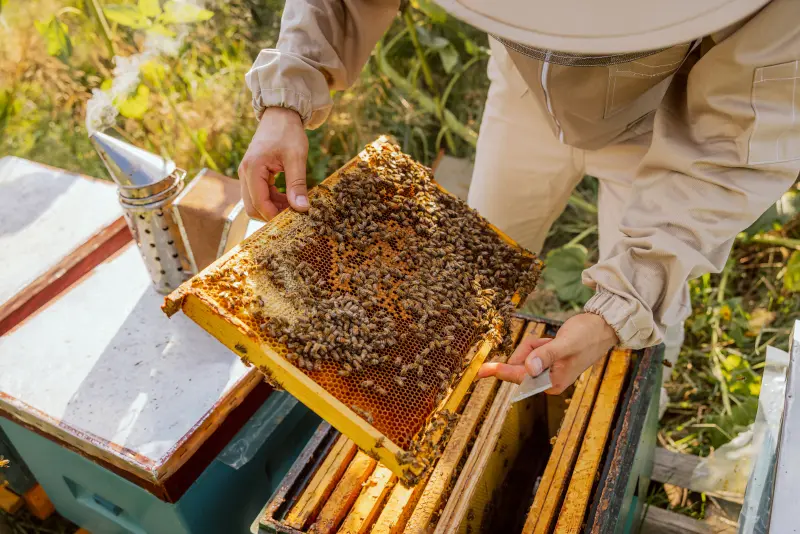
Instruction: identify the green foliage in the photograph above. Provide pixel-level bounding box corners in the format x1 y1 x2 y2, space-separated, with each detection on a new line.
161 1 213 24
102 0 213 32
103 4 150 28
705 397 758 449
746 190 800 235
118 84 150 119
543 245 593 305
784 250 800 292
34 16 72 60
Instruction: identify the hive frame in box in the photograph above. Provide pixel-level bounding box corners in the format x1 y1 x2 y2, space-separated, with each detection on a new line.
252 318 530 534
163 137 538 484
250 315 664 534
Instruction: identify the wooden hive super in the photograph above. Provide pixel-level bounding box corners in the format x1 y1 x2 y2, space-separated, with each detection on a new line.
163 138 542 484
251 315 664 534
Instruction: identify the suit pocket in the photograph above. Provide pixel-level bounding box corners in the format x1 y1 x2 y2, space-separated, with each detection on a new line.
749 61 800 165
603 44 691 119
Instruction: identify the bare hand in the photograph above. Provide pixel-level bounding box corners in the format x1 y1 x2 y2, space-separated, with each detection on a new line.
477 313 619 394
238 108 309 221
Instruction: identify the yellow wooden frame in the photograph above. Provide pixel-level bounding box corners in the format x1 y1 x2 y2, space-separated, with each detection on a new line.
554 348 631 533
164 137 539 484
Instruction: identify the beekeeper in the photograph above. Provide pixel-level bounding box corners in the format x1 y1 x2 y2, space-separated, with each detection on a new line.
238 0 800 394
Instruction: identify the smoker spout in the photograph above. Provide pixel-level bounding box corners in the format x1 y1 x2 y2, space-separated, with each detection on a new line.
90 130 176 190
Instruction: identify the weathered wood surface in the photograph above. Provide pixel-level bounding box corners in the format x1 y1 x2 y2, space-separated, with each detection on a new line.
23 484 55 521
286 435 357 529
311 451 376 534
436 323 546 534
640 506 736 534
651 449 743 504
555 349 631 533
522 356 607 534
588 344 662 534
337 465 396 534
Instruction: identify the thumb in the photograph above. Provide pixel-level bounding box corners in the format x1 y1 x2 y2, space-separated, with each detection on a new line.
524 338 565 377
284 150 309 212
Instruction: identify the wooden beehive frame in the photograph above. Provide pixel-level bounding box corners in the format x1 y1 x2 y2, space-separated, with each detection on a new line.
252 317 659 534
164 137 537 483
255 318 535 534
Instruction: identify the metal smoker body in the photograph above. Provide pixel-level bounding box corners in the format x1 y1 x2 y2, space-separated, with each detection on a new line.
91 131 191 294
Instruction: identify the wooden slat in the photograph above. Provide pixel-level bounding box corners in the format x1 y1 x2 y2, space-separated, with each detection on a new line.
651 449 705 491
0 484 23 514
651 449 744 505
337 465 396 534
434 381 516 534
405 318 527 533
370 482 415 534
522 355 608 534
286 435 357 529
435 323 547 534
588 344 662 534
640 506 716 534
555 349 631 533
23 484 55 521
311 451 376 534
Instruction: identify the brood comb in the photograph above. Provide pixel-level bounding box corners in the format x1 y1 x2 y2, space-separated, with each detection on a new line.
163 137 542 484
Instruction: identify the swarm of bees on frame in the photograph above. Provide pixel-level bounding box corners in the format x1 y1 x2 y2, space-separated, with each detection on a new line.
190 142 541 460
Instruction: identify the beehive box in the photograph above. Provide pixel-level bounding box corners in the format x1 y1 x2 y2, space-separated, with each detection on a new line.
251 315 664 534
163 138 542 484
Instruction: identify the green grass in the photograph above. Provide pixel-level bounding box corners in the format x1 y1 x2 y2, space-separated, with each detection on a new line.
2 0 799 527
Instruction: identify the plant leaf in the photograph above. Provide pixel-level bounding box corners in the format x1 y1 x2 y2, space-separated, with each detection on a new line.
139 0 162 18
415 26 448 50
119 85 150 119
148 24 176 37
103 4 151 29
411 0 448 24
745 190 800 235
543 245 593 304
35 17 72 61
160 1 214 24
784 250 800 292
438 45 459 74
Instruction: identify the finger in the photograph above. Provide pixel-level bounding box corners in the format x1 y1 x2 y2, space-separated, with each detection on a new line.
269 184 289 211
507 336 553 365
283 151 309 212
241 179 263 221
247 162 281 220
238 164 262 221
524 338 566 377
477 362 529 384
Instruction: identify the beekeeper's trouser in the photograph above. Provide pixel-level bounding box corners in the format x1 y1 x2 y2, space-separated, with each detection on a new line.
468 40 684 408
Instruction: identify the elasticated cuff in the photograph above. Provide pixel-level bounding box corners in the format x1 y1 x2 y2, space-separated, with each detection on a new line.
251 88 315 125
584 289 653 350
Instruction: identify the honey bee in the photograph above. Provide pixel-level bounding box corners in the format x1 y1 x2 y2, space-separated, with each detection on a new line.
360 380 374 389
417 382 429 391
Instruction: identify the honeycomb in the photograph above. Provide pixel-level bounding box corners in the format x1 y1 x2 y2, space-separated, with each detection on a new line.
164 139 541 451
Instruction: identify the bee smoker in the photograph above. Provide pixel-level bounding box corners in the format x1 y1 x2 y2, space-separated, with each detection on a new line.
90 131 250 294
90 131 191 294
